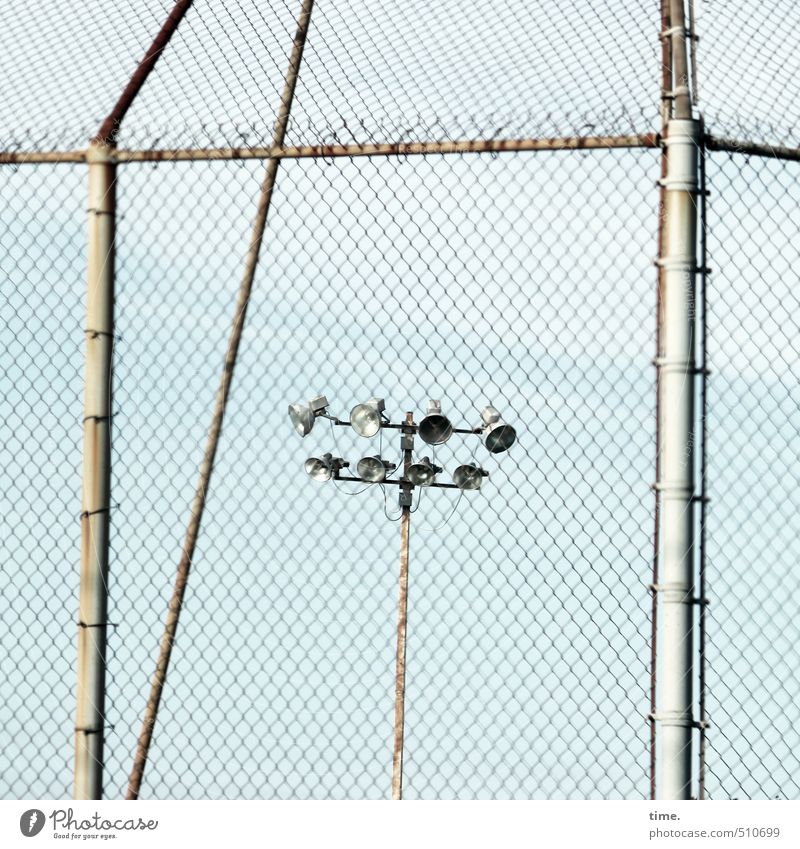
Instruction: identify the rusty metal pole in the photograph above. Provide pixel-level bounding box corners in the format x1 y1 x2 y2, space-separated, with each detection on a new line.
74 142 116 800
125 0 316 800
668 0 693 122
92 0 196 147
651 0 672 802
391 412 414 800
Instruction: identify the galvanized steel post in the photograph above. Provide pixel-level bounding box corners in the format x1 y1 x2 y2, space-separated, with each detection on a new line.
651 0 702 801
75 142 116 800
654 115 700 799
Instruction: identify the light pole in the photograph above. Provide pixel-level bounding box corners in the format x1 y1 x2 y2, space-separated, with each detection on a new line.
289 395 517 799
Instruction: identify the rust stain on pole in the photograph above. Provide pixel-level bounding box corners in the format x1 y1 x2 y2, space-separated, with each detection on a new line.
391 411 414 800
651 0 672 802
668 0 692 120
125 0 316 800
93 0 196 146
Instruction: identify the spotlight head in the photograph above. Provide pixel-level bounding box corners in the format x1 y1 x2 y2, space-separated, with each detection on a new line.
407 456 442 487
350 397 386 438
289 403 314 436
356 455 396 483
288 394 329 437
304 453 347 482
480 405 517 454
418 399 453 445
453 462 489 490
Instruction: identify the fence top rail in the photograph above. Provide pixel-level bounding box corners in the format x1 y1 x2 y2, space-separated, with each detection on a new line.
4 134 800 167
0 133 659 166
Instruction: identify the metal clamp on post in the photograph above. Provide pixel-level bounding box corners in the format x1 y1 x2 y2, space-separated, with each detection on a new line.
659 25 690 40
661 120 700 193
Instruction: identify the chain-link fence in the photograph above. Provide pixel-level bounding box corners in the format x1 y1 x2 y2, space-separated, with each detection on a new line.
0 164 85 797
704 152 800 799
1 0 799 801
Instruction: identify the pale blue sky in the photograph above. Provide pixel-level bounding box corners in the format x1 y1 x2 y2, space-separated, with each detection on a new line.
1 0 799 801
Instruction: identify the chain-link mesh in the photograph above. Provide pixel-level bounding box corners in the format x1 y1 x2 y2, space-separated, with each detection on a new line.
704 152 800 799
700 1 800 148
0 164 86 796
102 149 658 798
0 1 174 152
1 0 800 803
1 0 662 153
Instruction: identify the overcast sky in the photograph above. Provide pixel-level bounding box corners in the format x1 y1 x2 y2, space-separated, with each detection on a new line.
1 0 799 802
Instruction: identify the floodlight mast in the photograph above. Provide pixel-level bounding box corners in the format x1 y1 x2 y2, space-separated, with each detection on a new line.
392 411 414 801
292 397 515 799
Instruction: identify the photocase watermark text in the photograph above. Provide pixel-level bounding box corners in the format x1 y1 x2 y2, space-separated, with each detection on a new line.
48 808 158 839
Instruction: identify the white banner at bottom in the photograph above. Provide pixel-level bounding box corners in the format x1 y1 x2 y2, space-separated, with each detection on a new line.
2 800 797 849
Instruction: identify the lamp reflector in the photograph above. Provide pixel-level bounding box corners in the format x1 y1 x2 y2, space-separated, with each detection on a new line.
480 405 517 453
289 394 328 437
418 399 453 445
289 403 315 437
407 456 440 486
484 421 517 454
350 397 385 438
357 455 395 483
453 463 488 490
304 453 346 482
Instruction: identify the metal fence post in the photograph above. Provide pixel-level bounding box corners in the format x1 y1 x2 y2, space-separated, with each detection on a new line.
75 142 116 800
654 114 700 799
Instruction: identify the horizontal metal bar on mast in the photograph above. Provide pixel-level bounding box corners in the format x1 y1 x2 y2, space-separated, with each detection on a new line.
328 418 481 435
0 133 658 165
335 474 464 490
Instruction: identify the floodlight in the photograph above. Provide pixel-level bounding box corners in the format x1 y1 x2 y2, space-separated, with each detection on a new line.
480 405 517 454
288 394 329 437
304 453 347 482
357 455 397 483
350 397 386 438
407 456 441 486
418 399 453 445
453 463 489 490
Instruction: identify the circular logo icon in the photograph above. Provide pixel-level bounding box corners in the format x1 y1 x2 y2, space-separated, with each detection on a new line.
20 809 46 837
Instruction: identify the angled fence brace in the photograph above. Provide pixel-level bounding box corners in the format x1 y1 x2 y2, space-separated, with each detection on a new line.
125 0 316 800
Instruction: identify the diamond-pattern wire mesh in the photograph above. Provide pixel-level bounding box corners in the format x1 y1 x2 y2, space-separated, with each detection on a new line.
699 1 800 149
116 0 662 149
0 164 85 797
703 153 800 800
2 0 800 804
103 148 657 799
0 0 662 153
0 0 174 152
